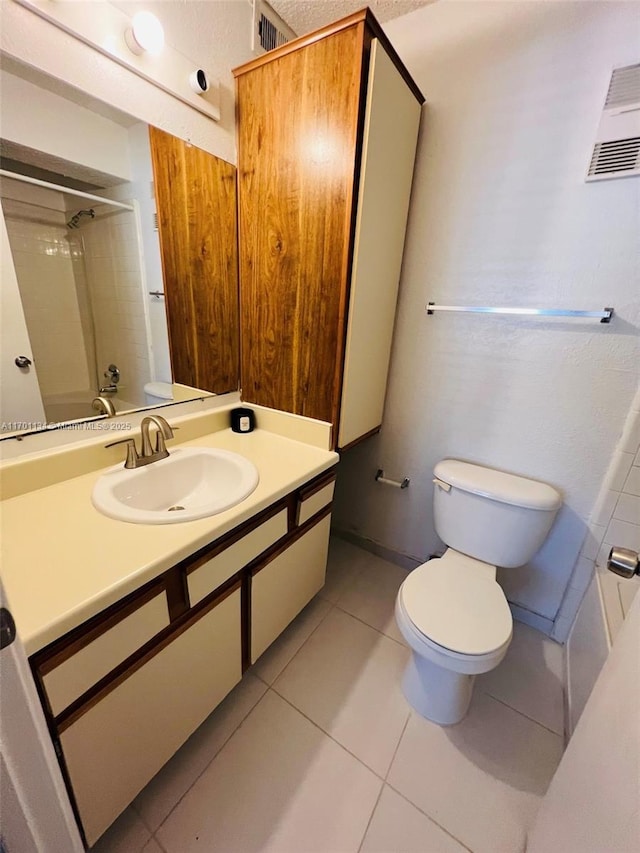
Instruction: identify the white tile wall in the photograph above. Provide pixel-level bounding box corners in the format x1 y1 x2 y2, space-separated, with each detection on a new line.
82 206 152 406
553 397 640 643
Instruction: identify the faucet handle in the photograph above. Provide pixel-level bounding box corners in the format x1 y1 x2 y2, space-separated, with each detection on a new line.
105 438 139 469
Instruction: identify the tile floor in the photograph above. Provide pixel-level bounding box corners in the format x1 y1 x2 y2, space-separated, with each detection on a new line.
92 537 565 853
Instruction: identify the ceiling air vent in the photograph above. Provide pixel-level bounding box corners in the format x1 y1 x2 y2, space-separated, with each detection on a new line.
586 63 640 181
250 0 296 55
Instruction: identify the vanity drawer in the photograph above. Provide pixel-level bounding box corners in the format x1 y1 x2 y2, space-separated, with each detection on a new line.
60 586 242 847
41 589 170 717
251 513 331 663
187 508 288 606
297 478 335 526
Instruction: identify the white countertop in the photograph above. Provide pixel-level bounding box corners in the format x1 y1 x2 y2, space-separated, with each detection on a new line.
0 427 338 656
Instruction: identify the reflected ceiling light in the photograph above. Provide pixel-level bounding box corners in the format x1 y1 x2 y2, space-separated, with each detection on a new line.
124 11 165 56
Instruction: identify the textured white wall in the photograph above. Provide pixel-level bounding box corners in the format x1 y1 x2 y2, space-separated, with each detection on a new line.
82 206 151 405
333 1 640 624
0 0 254 163
0 70 132 181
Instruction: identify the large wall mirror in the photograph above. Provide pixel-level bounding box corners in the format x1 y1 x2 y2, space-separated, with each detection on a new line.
0 58 240 441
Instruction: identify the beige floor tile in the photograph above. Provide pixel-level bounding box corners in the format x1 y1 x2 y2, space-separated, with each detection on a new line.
90 807 150 853
387 693 563 853
134 673 267 832
156 690 381 853
274 608 410 776
141 839 164 853
319 536 370 604
477 621 565 734
251 595 332 684
361 786 468 853
337 552 409 643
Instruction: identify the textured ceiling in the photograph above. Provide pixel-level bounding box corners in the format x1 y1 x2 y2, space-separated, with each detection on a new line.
270 1 434 36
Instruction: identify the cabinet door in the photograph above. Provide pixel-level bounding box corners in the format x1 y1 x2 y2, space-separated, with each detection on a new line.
60 589 242 846
42 589 170 717
337 39 422 449
149 126 240 394
237 24 365 425
187 509 288 606
251 515 331 663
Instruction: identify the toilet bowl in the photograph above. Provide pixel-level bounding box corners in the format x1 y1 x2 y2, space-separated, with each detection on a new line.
395 459 561 725
396 550 512 724
144 381 173 406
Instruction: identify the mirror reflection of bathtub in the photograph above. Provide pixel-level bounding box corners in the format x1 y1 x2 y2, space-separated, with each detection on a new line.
0 70 232 442
1 171 161 427
41 391 137 424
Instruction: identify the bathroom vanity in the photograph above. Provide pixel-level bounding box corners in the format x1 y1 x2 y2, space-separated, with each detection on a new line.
0 408 338 846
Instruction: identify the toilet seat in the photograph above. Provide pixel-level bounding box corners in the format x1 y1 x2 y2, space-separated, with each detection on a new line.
399 551 512 657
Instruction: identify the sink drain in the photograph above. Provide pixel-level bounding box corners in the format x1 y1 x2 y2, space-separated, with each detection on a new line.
167 505 185 512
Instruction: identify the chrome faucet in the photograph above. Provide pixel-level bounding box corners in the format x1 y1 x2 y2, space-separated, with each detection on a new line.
92 396 116 417
106 415 176 469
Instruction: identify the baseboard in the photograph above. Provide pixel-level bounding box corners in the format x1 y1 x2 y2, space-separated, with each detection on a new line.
331 527 422 572
332 528 560 640
508 602 555 636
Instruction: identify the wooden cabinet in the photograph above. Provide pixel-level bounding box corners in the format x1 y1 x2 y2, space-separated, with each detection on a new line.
29 467 336 846
149 126 240 395
234 10 424 450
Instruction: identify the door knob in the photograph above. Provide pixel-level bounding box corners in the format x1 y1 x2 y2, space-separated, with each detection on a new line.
14 355 32 368
607 546 640 579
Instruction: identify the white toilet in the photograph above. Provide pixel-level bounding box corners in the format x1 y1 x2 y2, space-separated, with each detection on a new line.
395 459 561 725
144 381 173 406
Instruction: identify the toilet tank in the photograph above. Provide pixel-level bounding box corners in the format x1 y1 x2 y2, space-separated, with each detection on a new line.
433 460 561 568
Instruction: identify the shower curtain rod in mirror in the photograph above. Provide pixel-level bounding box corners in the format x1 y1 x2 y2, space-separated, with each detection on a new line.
0 169 134 211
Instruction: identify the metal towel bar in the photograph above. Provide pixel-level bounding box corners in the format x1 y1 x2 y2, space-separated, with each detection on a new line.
426 303 614 323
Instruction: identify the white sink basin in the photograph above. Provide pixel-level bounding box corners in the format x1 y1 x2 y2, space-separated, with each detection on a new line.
92 447 259 524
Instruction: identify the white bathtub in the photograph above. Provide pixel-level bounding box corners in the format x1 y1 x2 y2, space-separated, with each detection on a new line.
43 391 137 423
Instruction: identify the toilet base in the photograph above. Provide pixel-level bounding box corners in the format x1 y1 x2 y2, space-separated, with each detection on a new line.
402 651 475 725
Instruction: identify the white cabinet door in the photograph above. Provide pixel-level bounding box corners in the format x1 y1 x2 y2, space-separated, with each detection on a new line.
252 515 331 663
338 39 422 449
527 593 640 852
0 211 45 428
61 589 242 846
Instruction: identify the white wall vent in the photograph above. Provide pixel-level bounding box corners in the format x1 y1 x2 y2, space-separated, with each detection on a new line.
587 63 640 181
250 0 296 55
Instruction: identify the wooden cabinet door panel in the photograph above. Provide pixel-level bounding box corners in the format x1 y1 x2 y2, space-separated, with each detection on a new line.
237 24 365 424
149 127 239 393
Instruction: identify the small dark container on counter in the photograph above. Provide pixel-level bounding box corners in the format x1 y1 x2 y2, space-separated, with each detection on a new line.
230 407 255 433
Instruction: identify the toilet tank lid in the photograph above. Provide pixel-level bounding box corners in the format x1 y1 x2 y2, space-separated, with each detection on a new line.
434 460 561 511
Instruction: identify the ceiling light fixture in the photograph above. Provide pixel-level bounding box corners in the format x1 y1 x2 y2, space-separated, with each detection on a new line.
124 11 165 56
